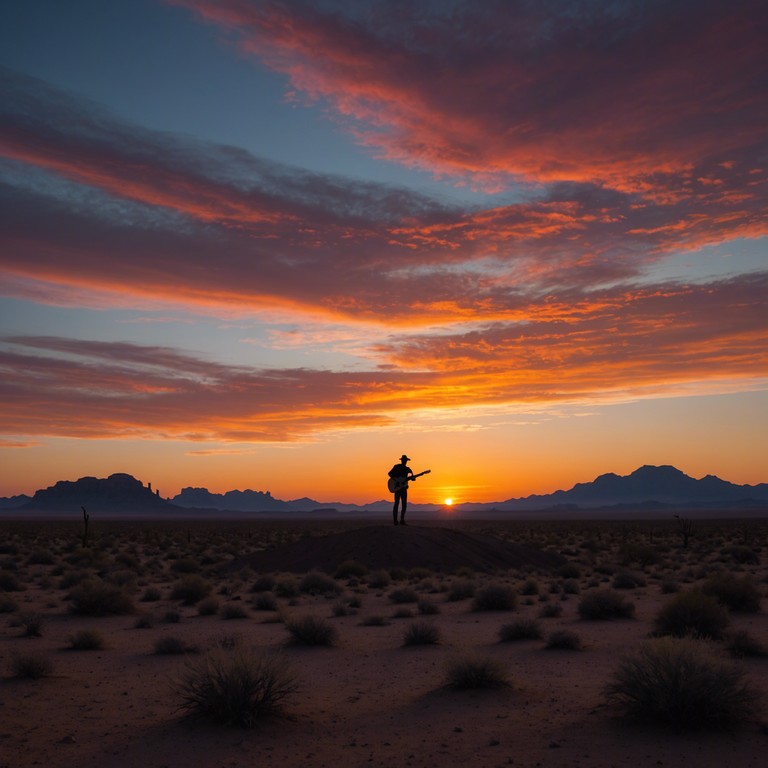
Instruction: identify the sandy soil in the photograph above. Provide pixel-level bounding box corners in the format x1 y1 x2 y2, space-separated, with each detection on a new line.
1 518 767 768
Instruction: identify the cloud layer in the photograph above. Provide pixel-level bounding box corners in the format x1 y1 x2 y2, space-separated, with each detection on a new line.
1 0 767 444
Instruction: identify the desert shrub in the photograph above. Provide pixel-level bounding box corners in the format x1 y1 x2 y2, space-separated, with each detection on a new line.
558 563 581 579
18 611 44 637
284 615 337 646
162 608 181 623
620 543 659 567
140 587 162 602
331 599 352 616
335 560 368 579
723 545 759 565
359 615 389 626
578 590 636 620
446 579 476 602
409 567 433 581
11 651 54 679
69 580 135 616
726 630 767 658
197 597 220 616
171 575 212 605
472 584 516 611
520 578 539 596
702 574 761 613
221 603 249 620
392 607 414 619
0 571 22 592
300 571 341 595
561 579 580 595
174 648 298 728
28 548 55 565
417 599 440 615
171 558 200 574
274 578 299 598
154 635 189 655
545 630 583 650
403 620 441 646
444 653 508 689
59 569 89 590
251 574 276 593
115 551 139 569
654 589 730 640
661 580 680 594
367 569 391 589
606 637 758 730
254 593 278 611
0 595 19 613
612 570 647 590
389 567 408 581
389 587 418 604
107 569 137 589
68 629 105 650
538 603 563 618
499 619 543 642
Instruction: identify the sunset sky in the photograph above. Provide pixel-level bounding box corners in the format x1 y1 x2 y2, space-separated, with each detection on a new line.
1 0 766 505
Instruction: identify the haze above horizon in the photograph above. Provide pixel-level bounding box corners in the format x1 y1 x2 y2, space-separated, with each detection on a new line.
1 1 766 505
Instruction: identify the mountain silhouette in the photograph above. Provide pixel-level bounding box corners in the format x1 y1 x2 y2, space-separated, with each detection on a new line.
2 465 766 516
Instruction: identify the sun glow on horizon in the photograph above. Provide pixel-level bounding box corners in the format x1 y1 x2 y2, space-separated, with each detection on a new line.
444 498 453 506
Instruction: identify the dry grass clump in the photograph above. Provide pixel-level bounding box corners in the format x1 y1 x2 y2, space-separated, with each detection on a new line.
68 628 105 650
611 570 647 590
174 648 298 728
359 615 389 626
472 584 516 611
254 592 278 611
389 587 418 604
0 595 19 613
402 620 441 646
154 635 190 655
578 589 636 620
654 589 730 640
545 629 583 650
197 597 220 616
334 560 368 579
0 571 23 592
444 653 508 689
726 630 767 659
300 570 341 595
498 618 542 642
722 545 759 565
140 586 162 602
417 599 440 615
251 574 276 593
538 602 563 618
367 569 391 589
171 575 212 605
701 573 761 613
284 614 338 646
11 651 54 679
446 579 476 602
69 580 135 615
606 637 759 730
18 611 44 637
221 603 249 620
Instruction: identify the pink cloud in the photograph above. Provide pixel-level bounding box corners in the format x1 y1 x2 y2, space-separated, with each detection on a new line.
174 0 768 191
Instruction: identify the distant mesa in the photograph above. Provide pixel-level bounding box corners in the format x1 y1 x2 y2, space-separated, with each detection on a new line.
15 473 177 514
224 525 565 574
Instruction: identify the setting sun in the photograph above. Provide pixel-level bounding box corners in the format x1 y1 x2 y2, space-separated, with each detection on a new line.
444 498 453 506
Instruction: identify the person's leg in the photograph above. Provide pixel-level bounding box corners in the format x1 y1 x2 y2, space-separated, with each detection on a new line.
393 491 402 525
399 491 408 524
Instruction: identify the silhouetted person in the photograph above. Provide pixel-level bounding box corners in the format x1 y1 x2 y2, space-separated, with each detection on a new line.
388 454 415 525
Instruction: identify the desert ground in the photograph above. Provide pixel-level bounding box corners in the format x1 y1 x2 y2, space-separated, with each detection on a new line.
1 516 767 768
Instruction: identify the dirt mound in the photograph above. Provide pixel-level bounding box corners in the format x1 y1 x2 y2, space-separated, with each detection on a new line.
224 525 564 574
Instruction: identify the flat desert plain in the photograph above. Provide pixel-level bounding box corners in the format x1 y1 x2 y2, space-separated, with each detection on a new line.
1 517 767 768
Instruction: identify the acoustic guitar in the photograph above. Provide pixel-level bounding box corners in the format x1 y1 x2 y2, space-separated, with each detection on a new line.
387 469 431 493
